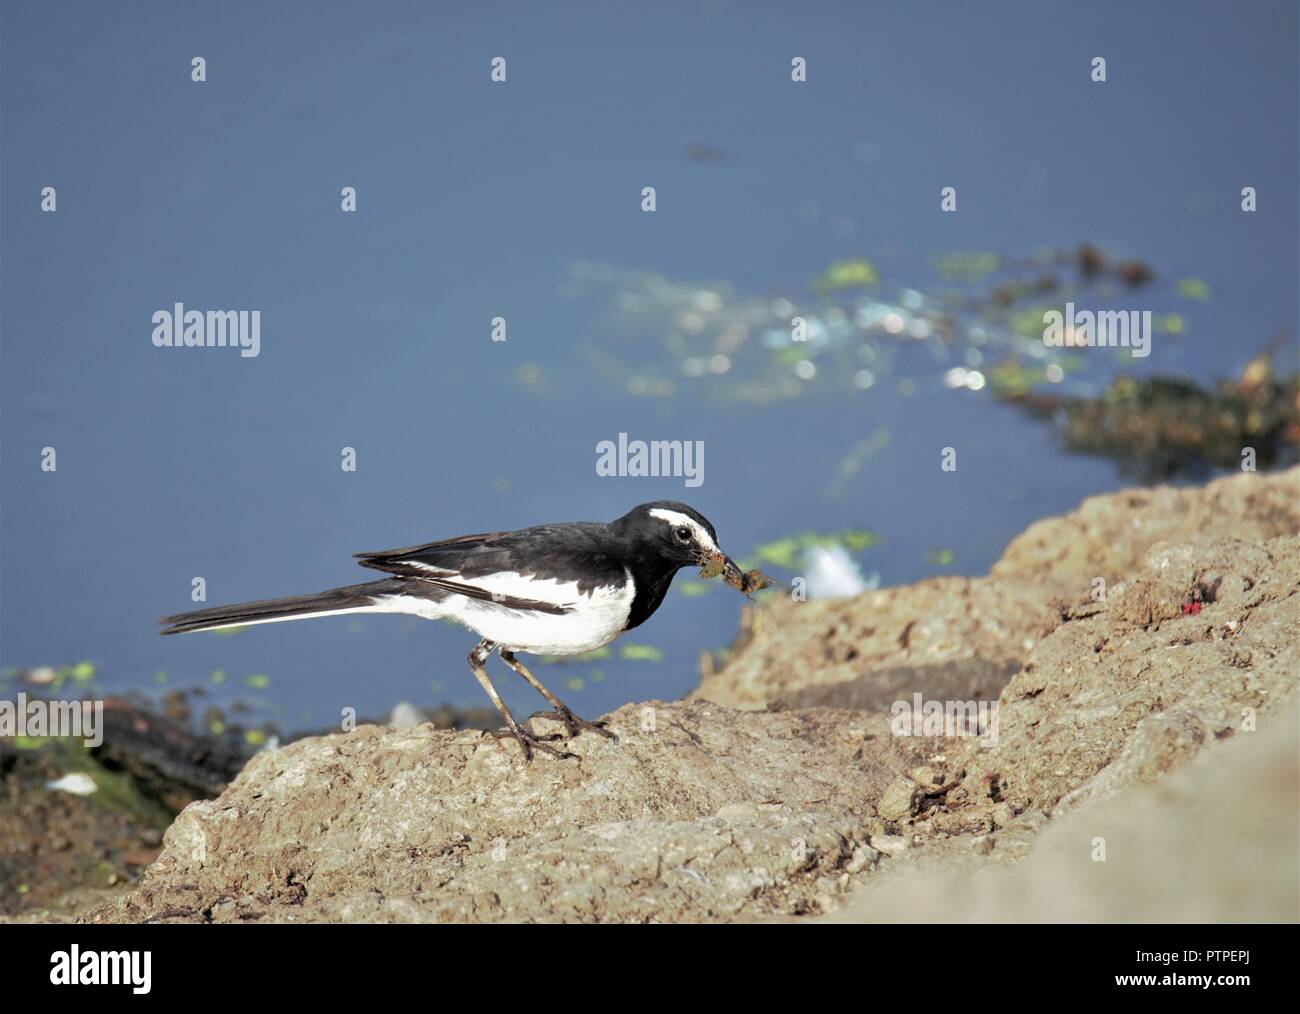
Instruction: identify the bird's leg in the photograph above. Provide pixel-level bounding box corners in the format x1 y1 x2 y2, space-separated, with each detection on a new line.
467 639 575 762
498 648 618 742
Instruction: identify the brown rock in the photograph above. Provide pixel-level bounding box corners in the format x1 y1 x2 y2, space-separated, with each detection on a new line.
992 467 1300 582
693 577 1059 712
955 533 1300 822
825 703 1300 922
83 703 928 924
878 777 921 821
696 467 1299 714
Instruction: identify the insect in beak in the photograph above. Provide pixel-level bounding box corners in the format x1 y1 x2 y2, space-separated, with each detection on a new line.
699 551 778 597
697 549 733 579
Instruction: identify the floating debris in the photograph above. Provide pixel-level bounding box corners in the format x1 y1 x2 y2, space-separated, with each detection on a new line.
748 529 877 569
19 667 57 686
567 248 1294 488
1004 353 1300 479
388 701 425 729
45 773 98 796
804 544 875 599
814 258 879 292
620 643 665 662
566 244 1179 408
1075 244 1156 287
69 661 96 683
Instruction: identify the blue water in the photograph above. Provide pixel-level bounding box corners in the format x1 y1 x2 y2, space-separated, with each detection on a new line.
2 0 1296 732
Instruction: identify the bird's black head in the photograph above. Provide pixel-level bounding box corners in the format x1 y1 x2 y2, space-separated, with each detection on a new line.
611 501 737 575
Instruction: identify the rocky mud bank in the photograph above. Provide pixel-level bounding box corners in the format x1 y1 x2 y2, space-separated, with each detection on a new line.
6 467 1297 922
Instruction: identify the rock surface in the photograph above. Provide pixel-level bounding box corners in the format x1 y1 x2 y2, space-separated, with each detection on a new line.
827 702 1299 923
693 575 1064 712
993 465 1300 580
694 465 1300 711
84 468 1300 923
86 703 927 922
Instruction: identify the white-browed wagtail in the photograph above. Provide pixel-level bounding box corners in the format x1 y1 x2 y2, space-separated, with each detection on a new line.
161 501 745 760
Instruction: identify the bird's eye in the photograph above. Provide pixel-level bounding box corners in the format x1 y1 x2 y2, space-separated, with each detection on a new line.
674 526 693 544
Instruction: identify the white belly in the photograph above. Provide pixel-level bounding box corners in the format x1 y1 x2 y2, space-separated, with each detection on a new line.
374 569 637 656
451 597 629 654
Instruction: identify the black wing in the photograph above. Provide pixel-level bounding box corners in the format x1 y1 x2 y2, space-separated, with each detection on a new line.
353 522 628 610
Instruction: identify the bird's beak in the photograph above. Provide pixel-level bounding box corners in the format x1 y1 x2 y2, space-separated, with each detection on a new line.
699 547 744 583
720 555 746 585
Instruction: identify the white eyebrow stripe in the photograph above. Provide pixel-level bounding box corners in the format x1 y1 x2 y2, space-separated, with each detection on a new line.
648 508 719 553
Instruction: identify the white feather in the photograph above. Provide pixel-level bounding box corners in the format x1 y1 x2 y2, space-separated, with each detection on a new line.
647 508 719 555
184 568 638 656
377 569 637 655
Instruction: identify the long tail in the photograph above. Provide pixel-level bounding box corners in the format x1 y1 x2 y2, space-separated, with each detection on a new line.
158 578 411 635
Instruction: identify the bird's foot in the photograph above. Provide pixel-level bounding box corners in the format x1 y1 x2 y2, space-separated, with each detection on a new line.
536 708 619 743
490 725 577 762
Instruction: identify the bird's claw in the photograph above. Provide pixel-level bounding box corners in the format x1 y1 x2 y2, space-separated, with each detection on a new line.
536 708 619 743
490 726 578 762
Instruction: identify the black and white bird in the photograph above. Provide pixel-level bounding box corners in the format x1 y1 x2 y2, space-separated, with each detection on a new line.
160 501 743 760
